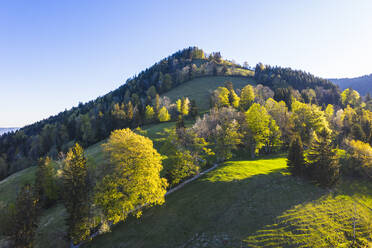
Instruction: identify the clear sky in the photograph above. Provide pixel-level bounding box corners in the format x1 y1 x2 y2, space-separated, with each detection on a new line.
1 0 372 127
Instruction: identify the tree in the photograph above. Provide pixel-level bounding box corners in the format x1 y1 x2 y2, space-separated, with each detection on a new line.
344 139 372 179
94 129 168 225
265 98 293 147
35 157 59 208
181 97 190 116
7 184 39 248
244 103 271 158
146 85 157 99
165 150 199 186
290 100 329 146
154 94 160 114
162 73 173 91
228 87 240 108
212 87 230 108
307 129 340 187
240 85 255 110
287 136 306 177
158 106 171 122
0 154 7 180
62 143 91 244
189 99 198 119
341 88 360 107
214 120 242 161
145 105 155 122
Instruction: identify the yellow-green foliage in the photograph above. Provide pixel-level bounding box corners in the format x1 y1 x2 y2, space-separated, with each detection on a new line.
345 139 372 178
240 84 255 110
341 88 360 107
158 107 170 122
245 103 280 155
94 129 168 224
291 100 329 145
145 105 155 121
213 87 230 108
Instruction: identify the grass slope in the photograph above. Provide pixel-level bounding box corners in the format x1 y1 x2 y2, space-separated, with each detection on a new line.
84 156 372 248
162 76 255 111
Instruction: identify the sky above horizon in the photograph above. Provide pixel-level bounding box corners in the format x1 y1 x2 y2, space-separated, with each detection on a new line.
1 0 372 127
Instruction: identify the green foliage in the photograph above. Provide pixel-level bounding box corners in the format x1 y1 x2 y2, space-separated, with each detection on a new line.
244 103 279 157
146 85 157 99
307 129 340 187
214 120 242 161
35 157 59 208
343 139 372 179
3 184 39 248
287 136 305 177
158 106 171 122
94 129 168 225
291 100 329 146
166 150 199 186
240 84 255 110
265 98 293 146
62 143 91 244
145 105 155 122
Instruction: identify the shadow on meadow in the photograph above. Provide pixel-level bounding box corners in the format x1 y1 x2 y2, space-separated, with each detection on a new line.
85 158 329 248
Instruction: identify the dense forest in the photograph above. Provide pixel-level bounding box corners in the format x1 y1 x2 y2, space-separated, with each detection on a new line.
0 47 341 180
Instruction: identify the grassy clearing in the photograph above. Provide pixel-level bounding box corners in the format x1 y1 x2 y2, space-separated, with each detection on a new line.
0 166 37 208
162 76 255 111
84 155 372 248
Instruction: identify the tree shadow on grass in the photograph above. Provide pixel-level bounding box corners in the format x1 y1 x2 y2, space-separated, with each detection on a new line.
85 159 330 248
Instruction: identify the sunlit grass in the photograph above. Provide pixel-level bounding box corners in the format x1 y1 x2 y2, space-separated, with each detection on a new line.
162 76 255 111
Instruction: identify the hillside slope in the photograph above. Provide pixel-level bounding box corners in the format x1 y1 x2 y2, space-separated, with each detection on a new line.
330 74 372 95
161 76 255 111
84 157 372 248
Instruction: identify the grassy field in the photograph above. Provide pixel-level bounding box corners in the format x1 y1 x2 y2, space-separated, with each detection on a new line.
83 155 372 248
162 76 255 111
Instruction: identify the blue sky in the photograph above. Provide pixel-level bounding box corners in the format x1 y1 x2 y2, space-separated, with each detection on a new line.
1 0 372 127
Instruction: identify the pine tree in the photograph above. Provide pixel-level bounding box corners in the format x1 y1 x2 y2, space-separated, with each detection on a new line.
9 184 39 248
62 143 91 244
287 136 305 177
190 99 198 119
307 129 340 187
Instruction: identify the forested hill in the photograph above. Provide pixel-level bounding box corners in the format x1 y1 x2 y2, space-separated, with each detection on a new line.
0 47 340 180
0 128 19 136
330 74 372 96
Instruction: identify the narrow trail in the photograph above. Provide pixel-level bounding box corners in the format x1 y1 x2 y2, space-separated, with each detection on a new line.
71 163 220 248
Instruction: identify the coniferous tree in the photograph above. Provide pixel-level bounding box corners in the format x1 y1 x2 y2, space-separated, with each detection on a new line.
62 143 91 244
190 99 198 119
8 184 39 248
307 129 340 187
287 135 305 177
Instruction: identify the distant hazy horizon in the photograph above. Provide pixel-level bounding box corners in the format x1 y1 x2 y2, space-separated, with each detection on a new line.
1 0 372 127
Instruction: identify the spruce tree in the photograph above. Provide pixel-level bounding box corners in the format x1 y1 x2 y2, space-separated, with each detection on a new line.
62 143 91 244
9 184 39 248
287 135 305 177
307 129 340 187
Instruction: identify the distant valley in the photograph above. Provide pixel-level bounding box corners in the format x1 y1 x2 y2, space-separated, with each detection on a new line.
330 74 372 95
